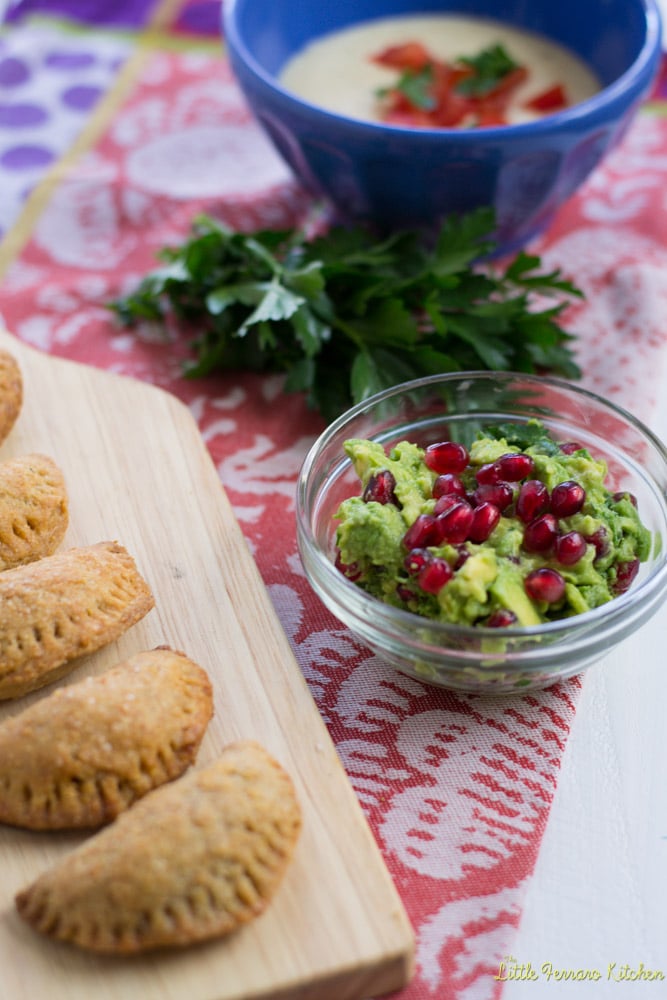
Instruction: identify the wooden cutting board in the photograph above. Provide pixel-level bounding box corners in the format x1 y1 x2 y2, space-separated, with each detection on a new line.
0 330 414 1000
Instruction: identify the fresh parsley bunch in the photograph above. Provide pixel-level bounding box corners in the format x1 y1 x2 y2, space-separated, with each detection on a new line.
109 207 582 422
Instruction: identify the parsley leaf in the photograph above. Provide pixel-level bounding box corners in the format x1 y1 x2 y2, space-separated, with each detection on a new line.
377 64 436 111
454 44 520 97
108 208 583 422
483 421 563 455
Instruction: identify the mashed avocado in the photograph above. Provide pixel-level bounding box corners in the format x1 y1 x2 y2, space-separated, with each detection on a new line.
334 421 651 627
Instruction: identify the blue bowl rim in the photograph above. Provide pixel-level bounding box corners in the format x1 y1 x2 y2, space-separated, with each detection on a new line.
223 0 663 141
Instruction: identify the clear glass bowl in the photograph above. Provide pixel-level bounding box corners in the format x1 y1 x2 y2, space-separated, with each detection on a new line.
296 372 667 693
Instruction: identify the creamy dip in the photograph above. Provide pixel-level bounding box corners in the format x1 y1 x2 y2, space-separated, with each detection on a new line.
279 15 601 126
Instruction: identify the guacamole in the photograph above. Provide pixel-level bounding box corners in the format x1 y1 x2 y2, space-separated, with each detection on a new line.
334 421 651 627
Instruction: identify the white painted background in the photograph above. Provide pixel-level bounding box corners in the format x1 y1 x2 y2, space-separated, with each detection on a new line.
506 7 667 997
506 120 667 1000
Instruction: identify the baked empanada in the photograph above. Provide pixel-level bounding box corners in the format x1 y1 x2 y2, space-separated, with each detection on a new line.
0 647 213 830
0 347 22 445
16 741 302 954
0 540 154 700
0 453 68 571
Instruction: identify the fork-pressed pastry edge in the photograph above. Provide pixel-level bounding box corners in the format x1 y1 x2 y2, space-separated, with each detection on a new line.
16 740 303 953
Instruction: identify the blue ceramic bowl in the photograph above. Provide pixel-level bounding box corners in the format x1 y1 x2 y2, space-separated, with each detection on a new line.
223 0 662 253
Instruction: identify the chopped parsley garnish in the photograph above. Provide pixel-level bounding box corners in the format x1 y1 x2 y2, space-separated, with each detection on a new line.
454 44 522 97
108 207 583 422
377 64 436 111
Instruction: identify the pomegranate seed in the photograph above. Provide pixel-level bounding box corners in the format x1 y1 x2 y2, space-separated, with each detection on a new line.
516 480 550 523
554 531 588 565
433 472 466 499
486 608 518 627
404 548 431 576
560 441 583 455
434 500 474 544
475 461 502 485
362 469 398 505
525 567 566 604
471 481 513 510
522 513 559 552
417 557 453 594
584 525 610 561
452 544 469 569
335 551 362 581
613 558 640 594
612 490 638 508
434 493 463 516
468 502 501 543
424 441 469 474
403 513 438 549
396 584 414 602
551 480 586 517
496 452 535 481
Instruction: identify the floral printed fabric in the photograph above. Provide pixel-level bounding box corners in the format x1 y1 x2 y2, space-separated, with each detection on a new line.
0 3 666 997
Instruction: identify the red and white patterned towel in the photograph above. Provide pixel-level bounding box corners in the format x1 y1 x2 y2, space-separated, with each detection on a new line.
0 34 666 1000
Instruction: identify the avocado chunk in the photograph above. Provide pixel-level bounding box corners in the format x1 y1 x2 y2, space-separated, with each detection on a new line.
488 562 542 626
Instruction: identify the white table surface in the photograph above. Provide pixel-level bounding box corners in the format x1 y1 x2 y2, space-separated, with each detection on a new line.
503 7 667 1000
505 403 667 996
506 9 667 994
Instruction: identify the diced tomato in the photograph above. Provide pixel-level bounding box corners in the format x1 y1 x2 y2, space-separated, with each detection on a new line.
378 84 433 126
380 88 403 113
429 61 456 104
381 87 418 115
426 62 467 126
464 66 528 126
372 41 432 71
483 64 529 98
383 108 433 127
474 92 512 126
449 65 474 89
524 83 568 112
432 91 471 127
475 107 509 127
371 39 556 130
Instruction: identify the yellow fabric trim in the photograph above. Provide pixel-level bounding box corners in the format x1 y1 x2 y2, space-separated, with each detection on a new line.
0 47 145 279
0 0 221 279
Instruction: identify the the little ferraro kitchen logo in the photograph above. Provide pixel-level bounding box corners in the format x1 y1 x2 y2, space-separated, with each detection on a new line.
494 956 665 984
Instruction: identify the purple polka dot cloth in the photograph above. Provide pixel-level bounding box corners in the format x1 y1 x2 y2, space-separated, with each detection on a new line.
0 22 131 235
0 2 228 236
4 0 158 29
3 0 223 32
173 0 223 37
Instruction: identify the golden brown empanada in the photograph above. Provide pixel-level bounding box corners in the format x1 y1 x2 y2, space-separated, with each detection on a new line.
0 647 213 830
0 347 22 445
0 540 154 700
0 453 68 571
16 741 302 953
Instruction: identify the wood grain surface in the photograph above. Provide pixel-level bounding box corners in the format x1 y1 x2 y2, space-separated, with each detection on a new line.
0 330 414 1000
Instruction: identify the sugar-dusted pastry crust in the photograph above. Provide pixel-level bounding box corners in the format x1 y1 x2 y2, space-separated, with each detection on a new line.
0 453 68 571
0 347 22 446
0 540 154 700
0 647 213 830
16 741 302 953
